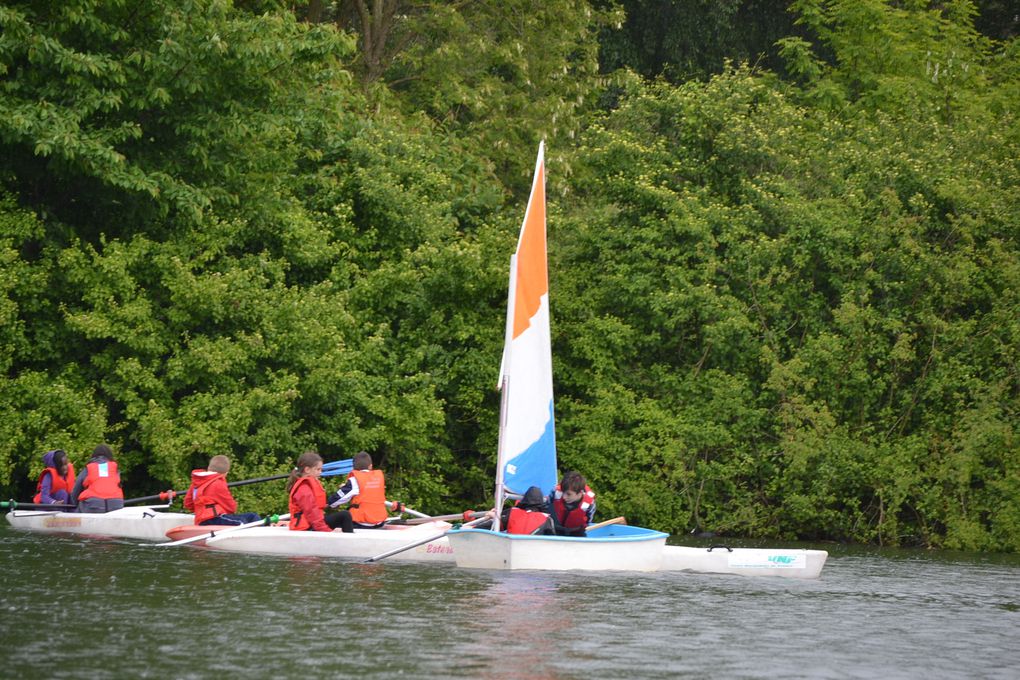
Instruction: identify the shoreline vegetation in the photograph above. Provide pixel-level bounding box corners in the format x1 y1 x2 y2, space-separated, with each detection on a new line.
1 1 1017 552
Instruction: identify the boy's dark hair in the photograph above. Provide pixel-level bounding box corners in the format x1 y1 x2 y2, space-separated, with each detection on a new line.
93 443 114 460
560 470 586 493
353 451 373 471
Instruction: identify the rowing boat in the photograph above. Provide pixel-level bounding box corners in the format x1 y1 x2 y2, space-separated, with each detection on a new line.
171 519 826 577
5 506 193 542
201 521 457 562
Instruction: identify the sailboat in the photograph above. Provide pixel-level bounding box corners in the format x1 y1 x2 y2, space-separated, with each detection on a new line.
445 143 670 572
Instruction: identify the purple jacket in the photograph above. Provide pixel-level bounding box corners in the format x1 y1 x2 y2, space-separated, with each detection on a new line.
38 450 70 505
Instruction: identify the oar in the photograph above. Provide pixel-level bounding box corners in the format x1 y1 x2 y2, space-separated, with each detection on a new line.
154 513 290 547
397 511 488 525
384 500 430 519
586 516 627 531
123 458 354 505
365 515 491 563
1 500 76 511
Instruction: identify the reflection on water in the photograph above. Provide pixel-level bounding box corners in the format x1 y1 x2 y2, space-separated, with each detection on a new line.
1 524 1018 679
452 573 576 679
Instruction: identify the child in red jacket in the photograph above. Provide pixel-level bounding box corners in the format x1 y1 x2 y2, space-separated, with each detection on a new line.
184 455 260 526
287 450 344 531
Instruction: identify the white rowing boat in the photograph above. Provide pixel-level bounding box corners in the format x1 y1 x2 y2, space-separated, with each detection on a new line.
5 506 193 542
202 521 457 562
173 518 826 577
659 545 828 579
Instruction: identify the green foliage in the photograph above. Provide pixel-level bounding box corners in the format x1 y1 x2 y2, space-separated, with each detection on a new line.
780 0 1019 119
373 0 621 194
599 0 798 81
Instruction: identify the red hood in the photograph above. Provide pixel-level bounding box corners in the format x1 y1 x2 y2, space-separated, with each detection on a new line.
190 469 224 486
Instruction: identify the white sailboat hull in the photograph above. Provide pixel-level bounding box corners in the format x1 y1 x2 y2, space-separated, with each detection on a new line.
447 524 669 572
203 522 456 562
660 545 828 579
5 506 193 542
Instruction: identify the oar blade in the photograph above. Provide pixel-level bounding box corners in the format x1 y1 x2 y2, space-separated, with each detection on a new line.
155 513 289 547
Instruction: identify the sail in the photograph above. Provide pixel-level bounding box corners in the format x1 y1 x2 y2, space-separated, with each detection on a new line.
496 142 558 497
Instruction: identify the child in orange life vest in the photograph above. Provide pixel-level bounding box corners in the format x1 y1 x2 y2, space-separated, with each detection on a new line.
70 444 124 513
33 449 76 506
483 486 556 535
287 451 343 532
548 470 596 537
184 455 261 526
325 451 391 533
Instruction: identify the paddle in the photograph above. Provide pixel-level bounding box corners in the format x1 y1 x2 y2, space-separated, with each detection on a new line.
395 511 488 525
154 513 290 547
586 516 627 532
1 500 76 511
123 458 354 505
384 501 431 519
365 515 491 563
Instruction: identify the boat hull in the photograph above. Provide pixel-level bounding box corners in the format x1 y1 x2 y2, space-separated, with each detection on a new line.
165 524 247 543
5 506 193 542
447 524 669 572
660 545 828 579
203 522 456 562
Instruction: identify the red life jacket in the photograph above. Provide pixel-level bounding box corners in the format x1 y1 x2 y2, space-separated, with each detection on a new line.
551 484 596 530
78 460 123 501
186 471 237 524
288 476 326 531
33 462 76 503
349 469 387 524
506 507 553 535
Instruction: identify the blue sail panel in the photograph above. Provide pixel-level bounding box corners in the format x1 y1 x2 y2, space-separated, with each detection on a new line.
502 400 557 496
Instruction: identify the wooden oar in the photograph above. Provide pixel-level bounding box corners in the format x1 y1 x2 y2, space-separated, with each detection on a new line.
586 516 627 532
365 515 491 563
1 500 76 511
153 513 290 547
124 458 354 505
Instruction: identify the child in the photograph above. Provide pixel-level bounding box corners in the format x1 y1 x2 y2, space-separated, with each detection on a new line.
70 444 124 513
548 470 596 536
486 486 555 535
33 449 76 506
184 455 260 526
287 450 343 532
325 451 389 533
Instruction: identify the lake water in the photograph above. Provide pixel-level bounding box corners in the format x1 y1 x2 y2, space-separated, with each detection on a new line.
1 522 1018 679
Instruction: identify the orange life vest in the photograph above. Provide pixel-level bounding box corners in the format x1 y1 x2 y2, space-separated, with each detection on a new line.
349 469 388 525
288 476 326 531
33 462 76 503
77 460 123 501
190 473 236 524
506 507 553 535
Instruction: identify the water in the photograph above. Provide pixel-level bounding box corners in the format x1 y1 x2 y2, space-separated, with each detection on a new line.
2 523 1018 679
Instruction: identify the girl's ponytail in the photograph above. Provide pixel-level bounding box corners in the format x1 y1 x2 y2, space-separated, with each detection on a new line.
286 450 323 491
